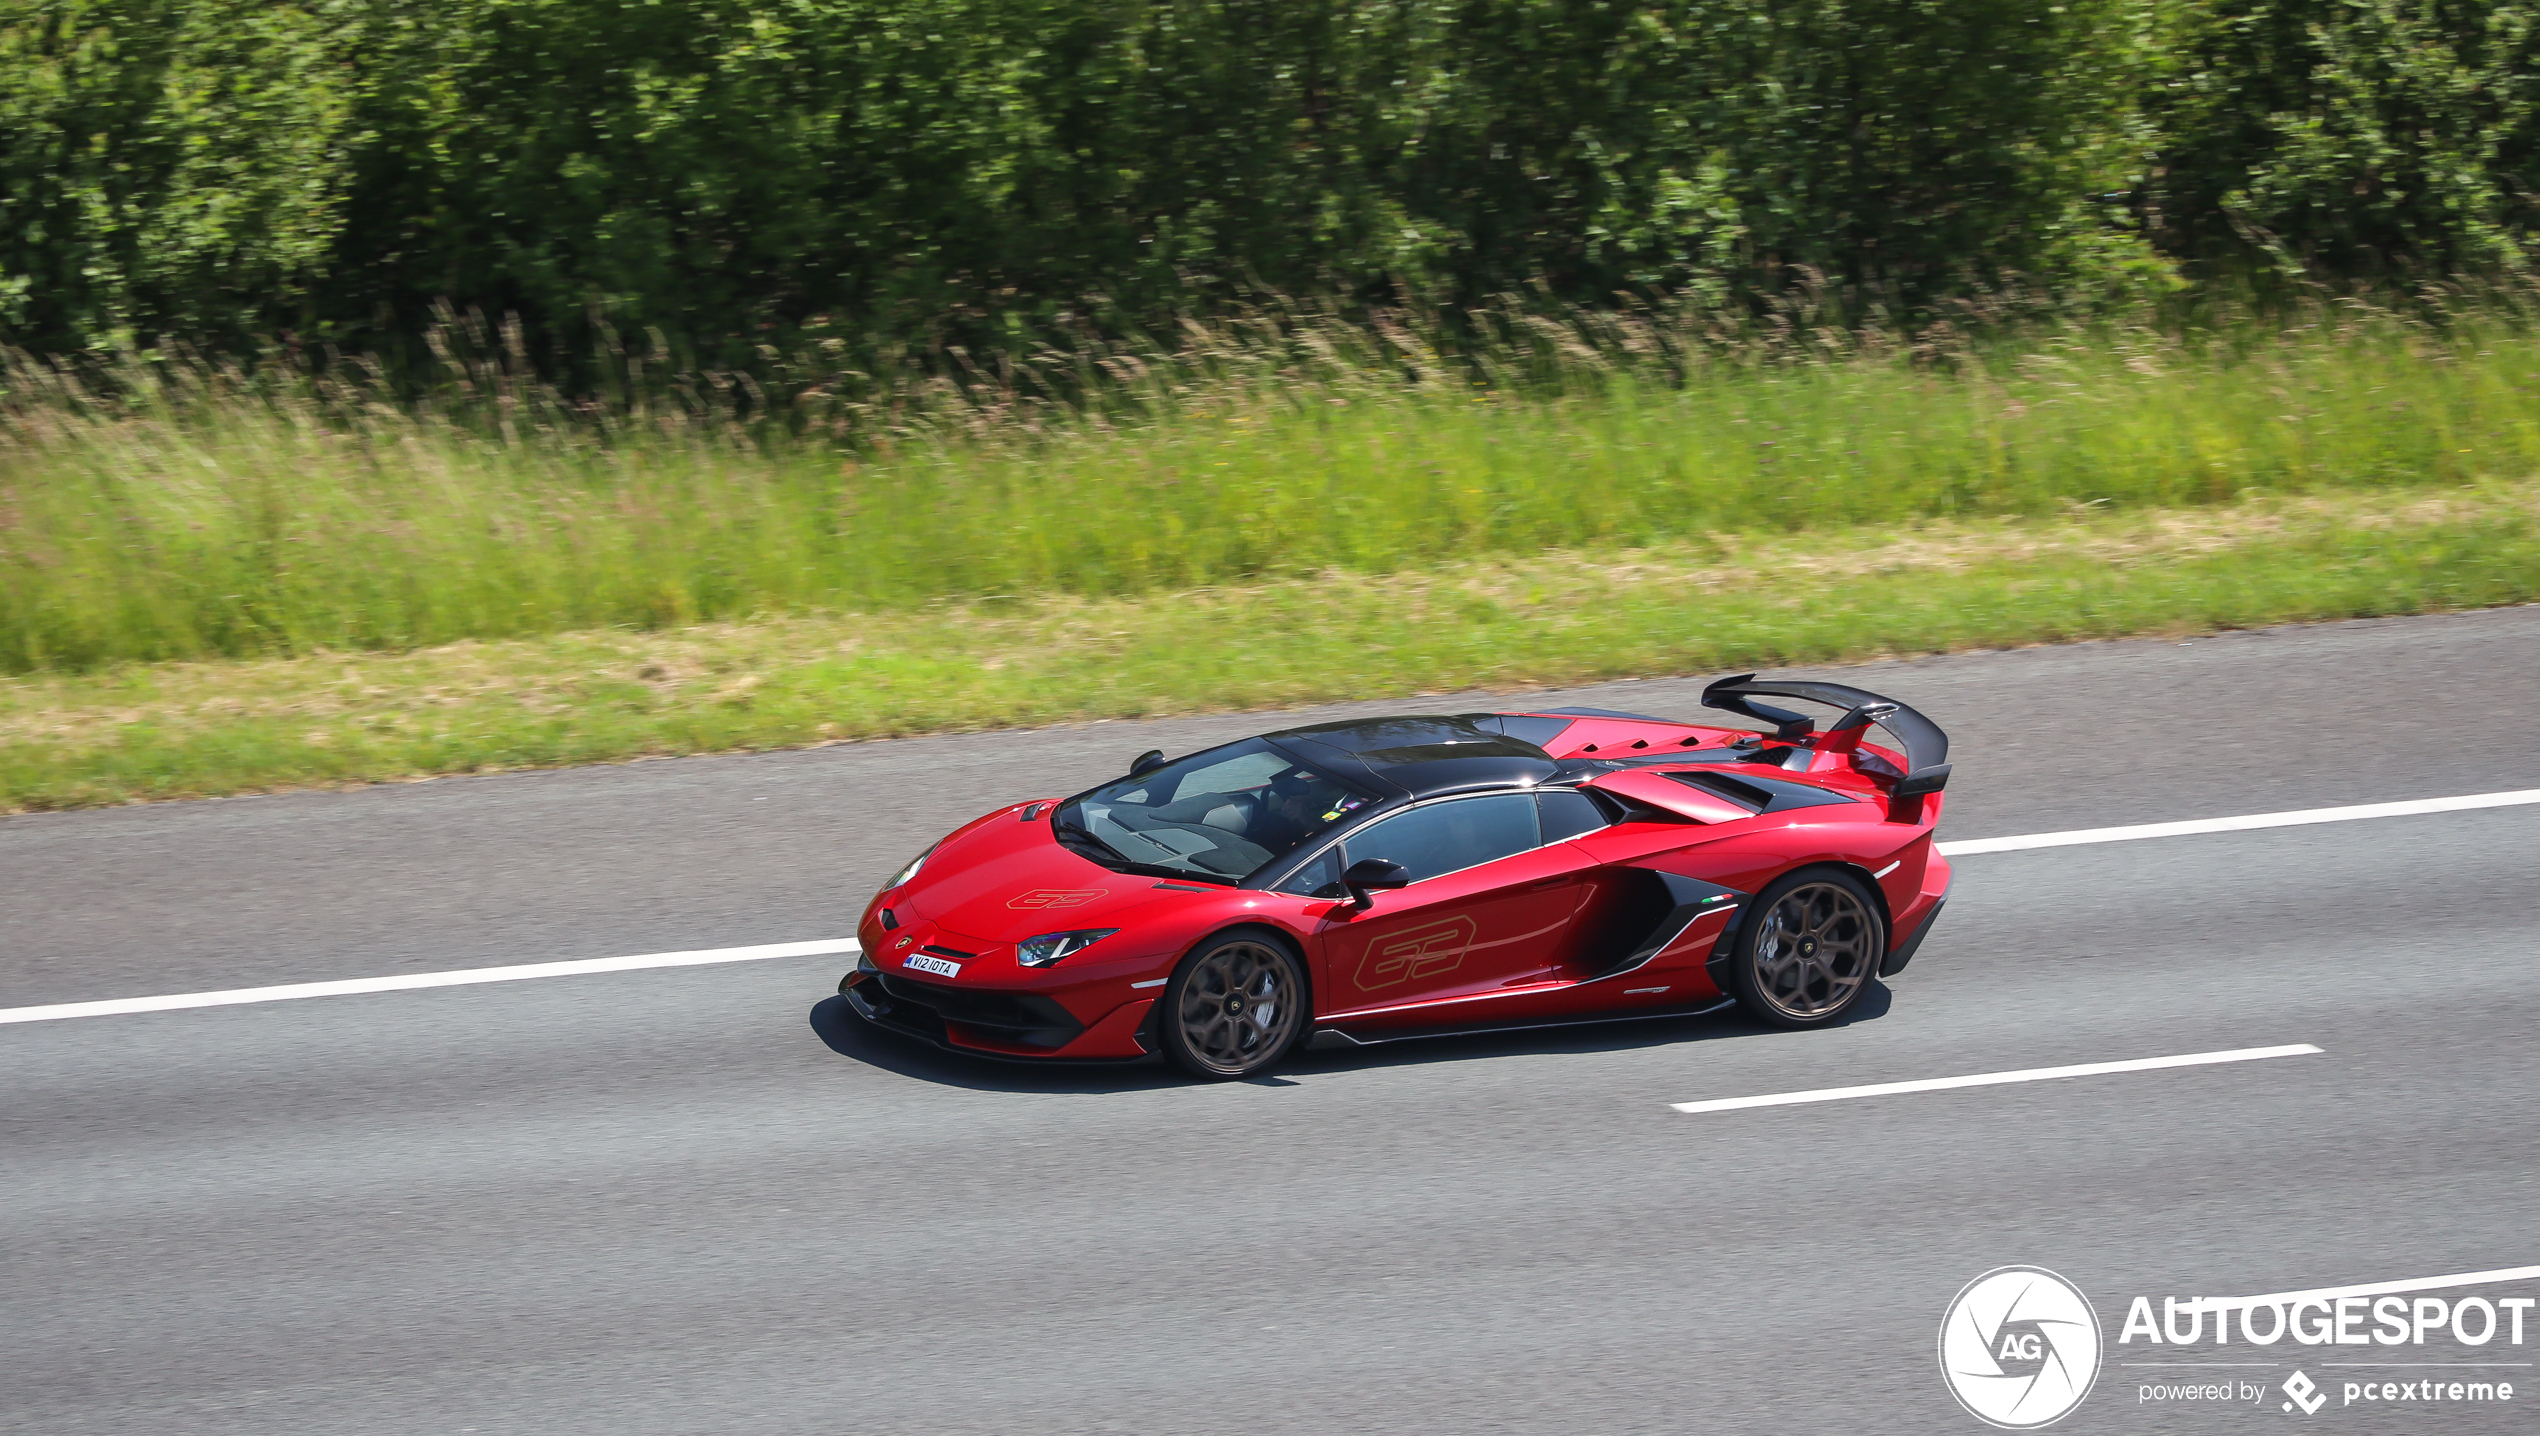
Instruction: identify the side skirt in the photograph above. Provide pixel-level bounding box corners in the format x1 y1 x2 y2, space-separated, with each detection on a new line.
1309 996 1737 1050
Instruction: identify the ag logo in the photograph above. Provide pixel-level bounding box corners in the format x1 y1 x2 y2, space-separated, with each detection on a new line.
1007 888 1106 910
1355 916 1477 992
1939 1266 2102 1429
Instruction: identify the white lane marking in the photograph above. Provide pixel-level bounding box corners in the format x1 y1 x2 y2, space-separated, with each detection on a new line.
1938 788 2540 856
15 787 2538 1028
1669 1043 2321 1115
2187 1264 2540 1316
0 939 864 1026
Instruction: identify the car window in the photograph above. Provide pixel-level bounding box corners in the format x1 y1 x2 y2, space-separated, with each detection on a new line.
1342 793 1539 884
1536 787 1610 843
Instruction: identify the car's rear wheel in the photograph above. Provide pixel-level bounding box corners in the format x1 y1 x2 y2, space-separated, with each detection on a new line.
1159 930 1309 1079
1726 868 1886 1029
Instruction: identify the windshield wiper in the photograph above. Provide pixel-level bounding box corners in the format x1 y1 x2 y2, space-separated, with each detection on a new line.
1051 813 1114 853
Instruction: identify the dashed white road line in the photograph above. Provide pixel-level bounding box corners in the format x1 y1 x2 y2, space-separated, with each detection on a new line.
7 785 2536 1029
1936 788 2540 856
1669 1043 2322 1115
0 939 863 1026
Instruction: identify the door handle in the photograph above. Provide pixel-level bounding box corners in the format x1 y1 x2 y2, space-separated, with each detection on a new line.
1524 877 1571 890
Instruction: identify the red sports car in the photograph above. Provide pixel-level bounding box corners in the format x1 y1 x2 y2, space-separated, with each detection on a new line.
838 675 1953 1079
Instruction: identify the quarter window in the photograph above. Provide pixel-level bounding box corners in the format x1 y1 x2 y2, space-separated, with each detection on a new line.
1276 845 1345 898
1536 788 1611 843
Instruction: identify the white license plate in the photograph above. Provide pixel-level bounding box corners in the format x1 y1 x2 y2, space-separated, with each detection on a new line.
904 954 962 979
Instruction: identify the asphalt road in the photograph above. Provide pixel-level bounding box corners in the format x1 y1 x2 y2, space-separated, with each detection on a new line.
6 606 2539 1435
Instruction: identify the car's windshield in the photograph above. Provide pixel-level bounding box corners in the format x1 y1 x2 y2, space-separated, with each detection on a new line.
1057 738 1373 882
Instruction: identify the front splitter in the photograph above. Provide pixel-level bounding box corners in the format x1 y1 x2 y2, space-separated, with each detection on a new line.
836 981 1159 1067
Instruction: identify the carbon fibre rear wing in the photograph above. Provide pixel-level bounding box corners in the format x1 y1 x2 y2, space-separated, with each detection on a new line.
1700 674 1952 796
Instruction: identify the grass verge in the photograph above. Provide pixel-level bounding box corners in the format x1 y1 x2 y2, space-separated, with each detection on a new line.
5 481 2536 812
9 303 2540 673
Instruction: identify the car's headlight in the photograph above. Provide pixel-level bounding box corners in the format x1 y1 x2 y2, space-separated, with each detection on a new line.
884 843 936 891
1015 928 1119 968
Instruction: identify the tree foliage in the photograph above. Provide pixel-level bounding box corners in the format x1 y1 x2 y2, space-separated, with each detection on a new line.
2150 0 2538 278
1 0 2533 362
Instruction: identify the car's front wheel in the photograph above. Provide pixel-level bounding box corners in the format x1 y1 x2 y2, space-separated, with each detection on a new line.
1726 868 1886 1029
1159 929 1309 1079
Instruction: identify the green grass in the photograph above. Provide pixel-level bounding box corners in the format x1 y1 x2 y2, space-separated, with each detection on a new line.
5 481 2535 812
7 304 2538 809
7 303 2540 675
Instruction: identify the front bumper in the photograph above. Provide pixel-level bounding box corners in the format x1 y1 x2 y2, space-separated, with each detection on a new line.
839 966 1158 1063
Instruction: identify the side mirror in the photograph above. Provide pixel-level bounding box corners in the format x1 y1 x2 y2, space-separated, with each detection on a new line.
1128 749 1168 778
1341 857 1411 910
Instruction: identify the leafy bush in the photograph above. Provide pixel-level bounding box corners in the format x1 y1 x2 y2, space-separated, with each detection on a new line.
14 0 2530 366
2149 0 2540 280
0 0 361 351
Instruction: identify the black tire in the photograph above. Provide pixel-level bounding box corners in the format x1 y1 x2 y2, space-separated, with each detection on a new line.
1158 928 1311 1080
1725 867 1887 1029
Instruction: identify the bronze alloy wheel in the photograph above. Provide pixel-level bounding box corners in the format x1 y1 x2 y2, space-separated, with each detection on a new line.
1733 871 1885 1028
1162 934 1307 1079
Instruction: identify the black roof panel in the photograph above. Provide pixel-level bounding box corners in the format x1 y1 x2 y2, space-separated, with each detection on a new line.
1271 716 1488 750
1461 712 1579 748
1266 716 1560 797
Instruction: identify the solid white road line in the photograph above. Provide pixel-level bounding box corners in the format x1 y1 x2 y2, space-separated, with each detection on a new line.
1668 1043 2322 1115
0 938 864 1027
1937 788 2540 856
14 785 2540 1029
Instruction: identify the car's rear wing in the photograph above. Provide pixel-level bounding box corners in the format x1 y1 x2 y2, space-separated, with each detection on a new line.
1700 674 1952 796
